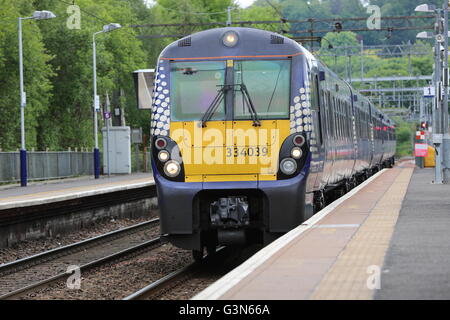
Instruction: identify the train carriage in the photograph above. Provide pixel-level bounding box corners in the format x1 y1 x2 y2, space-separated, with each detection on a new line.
143 27 396 260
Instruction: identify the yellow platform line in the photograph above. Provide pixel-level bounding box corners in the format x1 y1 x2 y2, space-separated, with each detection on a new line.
309 168 414 300
0 177 153 204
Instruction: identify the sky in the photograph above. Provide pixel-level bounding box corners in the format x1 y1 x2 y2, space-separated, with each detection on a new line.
145 0 257 9
236 0 256 8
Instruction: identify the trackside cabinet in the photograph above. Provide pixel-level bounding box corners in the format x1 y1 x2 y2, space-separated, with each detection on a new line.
101 126 132 174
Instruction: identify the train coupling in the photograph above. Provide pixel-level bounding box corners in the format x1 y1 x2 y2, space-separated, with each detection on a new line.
210 196 250 228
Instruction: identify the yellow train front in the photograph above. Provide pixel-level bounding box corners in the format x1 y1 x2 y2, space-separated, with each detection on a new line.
149 27 395 259
150 27 314 259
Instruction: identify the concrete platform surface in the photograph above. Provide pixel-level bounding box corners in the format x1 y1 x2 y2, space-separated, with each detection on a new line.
376 168 450 299
194 167 415 300
0 173 154 210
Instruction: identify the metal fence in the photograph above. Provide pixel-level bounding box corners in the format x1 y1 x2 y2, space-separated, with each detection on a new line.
0 152 94 183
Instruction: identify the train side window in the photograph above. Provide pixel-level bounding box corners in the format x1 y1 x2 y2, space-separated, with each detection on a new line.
348 102 351 138
360 109 363 138
365 112 368 139
337 99 341 139
356 108 360 137
341 101 344 139
345 102 350 138
344 102 347 138
365 111 368 138
339 100 344 138
333 97 337 138
339 99 344 138
362 110 365 138
322 90 329 137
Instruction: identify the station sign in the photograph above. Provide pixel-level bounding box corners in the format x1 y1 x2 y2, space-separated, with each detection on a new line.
131 128 143 144
414 143 429 157
21 92 27 108
416 131 425 140
423 86 435 98
94 95 100 111
433 134 443 144
133 69 155 110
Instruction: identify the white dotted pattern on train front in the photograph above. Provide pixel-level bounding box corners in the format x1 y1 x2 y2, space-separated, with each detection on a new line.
150 60 171 137
290 85 313 135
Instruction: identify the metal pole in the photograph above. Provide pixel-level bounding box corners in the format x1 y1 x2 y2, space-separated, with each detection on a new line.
105 93 111 177
103 92 111 177
18 17 27 187
434 8 443 184
226 7 232 26
135 143 140 173
420 96 425 122
360 39 364 81
106 114 110 177
442 0 450 183
93 33 100 179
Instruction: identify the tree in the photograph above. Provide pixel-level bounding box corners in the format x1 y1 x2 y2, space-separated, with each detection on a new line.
0 0 53 151
32 0 148 150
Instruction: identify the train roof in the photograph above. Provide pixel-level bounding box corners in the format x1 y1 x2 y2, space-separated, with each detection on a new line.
159 27 394 126
160 27 305 60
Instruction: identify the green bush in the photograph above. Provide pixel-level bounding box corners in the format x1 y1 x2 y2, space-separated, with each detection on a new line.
393 117 414 158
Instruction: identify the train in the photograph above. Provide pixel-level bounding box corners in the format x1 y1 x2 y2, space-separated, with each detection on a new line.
144 27 396 260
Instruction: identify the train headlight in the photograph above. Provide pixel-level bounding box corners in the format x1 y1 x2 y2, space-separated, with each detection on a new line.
291 147 302 159
280 158 297 175
164 160 181 177
223 31 238 47
158 150 170 162
293 134 305 147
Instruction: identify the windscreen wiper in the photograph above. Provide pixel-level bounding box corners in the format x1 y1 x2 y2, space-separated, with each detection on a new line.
235 83 261 127
201 85 229 128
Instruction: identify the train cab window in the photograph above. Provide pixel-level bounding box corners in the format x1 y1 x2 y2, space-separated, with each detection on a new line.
170 61 226 121
234 60 291 120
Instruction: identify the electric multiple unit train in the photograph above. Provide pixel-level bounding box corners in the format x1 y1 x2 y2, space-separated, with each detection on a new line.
146 27 396 260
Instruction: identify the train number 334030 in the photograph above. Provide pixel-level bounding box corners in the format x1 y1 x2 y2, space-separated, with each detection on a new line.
226 146 268 157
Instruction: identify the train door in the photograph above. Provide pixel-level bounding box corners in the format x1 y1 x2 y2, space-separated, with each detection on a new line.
368 104 375 167
320 90 332 186
310 68 325 190
349 91 357 176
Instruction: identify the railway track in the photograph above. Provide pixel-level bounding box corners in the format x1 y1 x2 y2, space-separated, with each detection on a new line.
0 218 161 299
123 246 257 300
123 261 199 300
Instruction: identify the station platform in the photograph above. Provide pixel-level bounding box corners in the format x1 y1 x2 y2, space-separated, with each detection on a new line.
194 164 450 300
0 173 154 210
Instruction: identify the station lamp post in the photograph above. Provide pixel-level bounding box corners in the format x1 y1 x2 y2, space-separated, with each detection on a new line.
18 10 56 187
92 23 122 179
416 2 450 184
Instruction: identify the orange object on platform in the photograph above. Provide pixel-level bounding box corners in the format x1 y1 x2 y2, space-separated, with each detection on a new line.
424 145 435 167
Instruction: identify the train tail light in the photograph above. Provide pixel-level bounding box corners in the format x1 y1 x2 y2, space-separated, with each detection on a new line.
155 137 167 150
293 134 305 147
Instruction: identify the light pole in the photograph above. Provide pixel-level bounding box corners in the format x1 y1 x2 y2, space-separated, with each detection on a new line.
443 1 450 183
92 23 122 179
18 10 56 187
416 2 450 184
